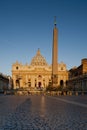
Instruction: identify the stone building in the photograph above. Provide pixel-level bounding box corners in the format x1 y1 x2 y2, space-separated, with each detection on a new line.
68 58 87 91
12 49 68 90
0 73 9 91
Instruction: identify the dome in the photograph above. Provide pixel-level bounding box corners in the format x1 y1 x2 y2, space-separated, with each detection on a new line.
30 49 48 66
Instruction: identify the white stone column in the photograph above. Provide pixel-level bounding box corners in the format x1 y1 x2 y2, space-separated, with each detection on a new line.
26 75 28 87
13 76 16 89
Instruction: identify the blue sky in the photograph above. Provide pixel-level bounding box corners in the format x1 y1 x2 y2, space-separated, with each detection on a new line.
0 0 87 76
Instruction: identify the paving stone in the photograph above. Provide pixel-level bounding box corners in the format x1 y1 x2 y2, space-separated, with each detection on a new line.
0 95 87 129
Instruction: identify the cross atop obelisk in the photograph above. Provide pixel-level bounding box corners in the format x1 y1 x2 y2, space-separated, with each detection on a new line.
52 17 58 87
54 16 57 27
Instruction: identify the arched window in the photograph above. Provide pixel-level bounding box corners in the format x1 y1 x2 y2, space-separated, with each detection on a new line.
38 75 42 78
61 67 63 70
16 66 19 70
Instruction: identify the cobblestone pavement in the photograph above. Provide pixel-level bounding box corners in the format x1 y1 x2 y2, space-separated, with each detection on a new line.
0 95 87 130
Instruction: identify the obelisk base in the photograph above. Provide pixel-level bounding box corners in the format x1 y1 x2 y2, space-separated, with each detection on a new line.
52 74 58 87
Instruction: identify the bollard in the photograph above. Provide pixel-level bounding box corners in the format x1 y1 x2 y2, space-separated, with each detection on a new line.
82 92 84 95
75 92 78 96
69 91 72 96
63 92 66 96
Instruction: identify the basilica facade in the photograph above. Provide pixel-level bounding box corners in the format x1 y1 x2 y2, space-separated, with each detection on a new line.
12 49 68 90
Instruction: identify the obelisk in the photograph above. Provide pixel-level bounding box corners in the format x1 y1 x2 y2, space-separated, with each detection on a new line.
52 17 58 87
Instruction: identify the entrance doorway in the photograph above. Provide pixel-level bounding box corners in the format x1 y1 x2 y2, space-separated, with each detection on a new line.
38 82 41 88
60 80 64 86
16 79 20 88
